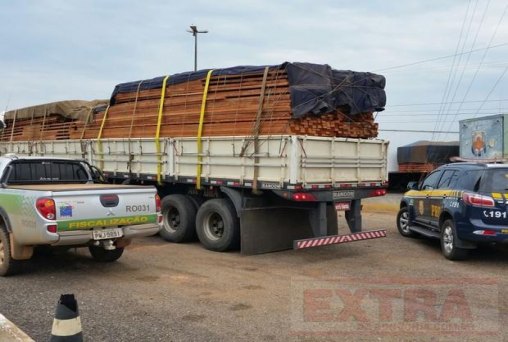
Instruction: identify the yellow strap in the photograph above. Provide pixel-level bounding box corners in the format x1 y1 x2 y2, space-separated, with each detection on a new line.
252 66 270 193
155 75 170 184
96 105 110 170
9 110 17 142
39 108 48 140
196 69 214 189
97 105 110 140
79 108 93 140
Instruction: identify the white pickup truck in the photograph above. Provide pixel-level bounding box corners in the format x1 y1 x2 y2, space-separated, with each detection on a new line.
0 155 162 276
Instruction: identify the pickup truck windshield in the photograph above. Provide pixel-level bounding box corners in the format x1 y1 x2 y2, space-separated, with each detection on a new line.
5 160 90 184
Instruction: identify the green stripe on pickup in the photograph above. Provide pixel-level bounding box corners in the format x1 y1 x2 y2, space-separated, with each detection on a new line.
57 214 158 231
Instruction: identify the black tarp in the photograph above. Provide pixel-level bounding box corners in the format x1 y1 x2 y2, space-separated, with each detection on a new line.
397 141 460 164
110 62 386 118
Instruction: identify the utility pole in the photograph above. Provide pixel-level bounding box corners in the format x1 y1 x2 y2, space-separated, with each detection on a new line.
187 25 208 72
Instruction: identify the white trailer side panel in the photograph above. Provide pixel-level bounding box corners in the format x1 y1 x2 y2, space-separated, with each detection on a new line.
0 135 388 185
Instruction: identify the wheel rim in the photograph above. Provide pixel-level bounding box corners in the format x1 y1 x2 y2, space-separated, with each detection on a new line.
163 207 180 233
0 238 4 267
399 211 410 233
203 212 225 241
443 225 454 254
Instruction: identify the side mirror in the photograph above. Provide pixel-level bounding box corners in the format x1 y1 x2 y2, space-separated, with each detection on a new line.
407 181 418 190
0 120 5 130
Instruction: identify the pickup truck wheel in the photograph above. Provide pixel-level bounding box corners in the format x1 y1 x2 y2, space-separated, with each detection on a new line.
0 226 20 276
88 246 124 262
160 195 197 243
396 207 418 238
196 199 240 252
440 219 468 260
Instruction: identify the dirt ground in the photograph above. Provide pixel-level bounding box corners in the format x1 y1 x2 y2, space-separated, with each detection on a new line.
0 209 507 341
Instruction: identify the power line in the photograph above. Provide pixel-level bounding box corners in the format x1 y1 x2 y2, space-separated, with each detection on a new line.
373 41 508 73
443 1 508 134
380 120 475 123
379 129 459 133
433 0 475 139
439 0 486 135
379 111 504 116
472 65 508 118
388 98 508 107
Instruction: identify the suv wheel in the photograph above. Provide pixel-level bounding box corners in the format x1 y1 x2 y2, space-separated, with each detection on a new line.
396 207 417 238
440 219 468 260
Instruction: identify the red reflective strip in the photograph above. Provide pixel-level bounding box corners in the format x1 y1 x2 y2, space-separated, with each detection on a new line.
295 230 386 249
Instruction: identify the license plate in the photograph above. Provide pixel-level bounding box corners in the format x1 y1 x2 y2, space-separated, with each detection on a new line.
92 228 123 240
333 190 355 200
335 201 351 211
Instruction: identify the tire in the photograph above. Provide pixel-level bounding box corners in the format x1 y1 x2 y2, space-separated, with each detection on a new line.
160 195 197 243
89 246 124 262
0 225 20 276
196 199 240 252
396 207 418 238
440 219 468 260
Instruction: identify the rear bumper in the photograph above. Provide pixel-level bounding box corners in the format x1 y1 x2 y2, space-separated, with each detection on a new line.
51 223 161 246
457 219 508 243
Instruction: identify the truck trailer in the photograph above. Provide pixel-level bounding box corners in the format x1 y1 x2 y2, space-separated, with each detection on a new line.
0 62 389 254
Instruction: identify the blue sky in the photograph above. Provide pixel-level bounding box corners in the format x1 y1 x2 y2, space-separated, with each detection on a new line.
1 1 507 169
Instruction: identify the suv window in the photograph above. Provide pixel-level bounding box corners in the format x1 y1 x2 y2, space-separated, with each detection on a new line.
455 169 483 191
6 160 89 184
479 168 508 192
421 170 442 190
437 170 458 189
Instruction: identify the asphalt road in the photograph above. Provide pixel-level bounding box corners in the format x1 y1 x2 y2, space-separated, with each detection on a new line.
0 210 507 341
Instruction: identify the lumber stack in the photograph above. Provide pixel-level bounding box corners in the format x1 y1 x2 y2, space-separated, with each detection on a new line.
1 63 384 142
398 163 438 173
0 114 76 141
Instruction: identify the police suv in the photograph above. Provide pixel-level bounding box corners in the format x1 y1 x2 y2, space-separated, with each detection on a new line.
397 162 508 260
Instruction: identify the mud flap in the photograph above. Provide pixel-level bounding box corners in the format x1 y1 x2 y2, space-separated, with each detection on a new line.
240 205 338 255
10 235 33 260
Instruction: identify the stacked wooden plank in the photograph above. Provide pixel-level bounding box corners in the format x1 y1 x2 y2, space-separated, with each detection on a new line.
289 112 378 138
398 163 438 173
0 114 76 141
1 65 381 142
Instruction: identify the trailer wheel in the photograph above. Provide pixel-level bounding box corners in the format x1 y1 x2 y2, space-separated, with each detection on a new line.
89 246 124 262
196 199 240 251
160 195 197 243
0 225 20 276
